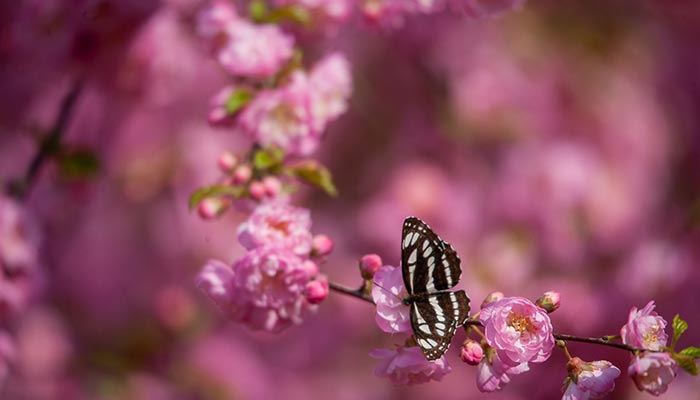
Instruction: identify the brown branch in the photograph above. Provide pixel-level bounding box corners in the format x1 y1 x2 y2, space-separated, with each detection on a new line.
7 77 84 200
328 281 374 304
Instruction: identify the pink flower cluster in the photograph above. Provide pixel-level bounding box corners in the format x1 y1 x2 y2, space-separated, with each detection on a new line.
197 0 294 78
196 203 331 332
476 296 555 392
370 346 451 385
620 301 678 395
237 52 352 156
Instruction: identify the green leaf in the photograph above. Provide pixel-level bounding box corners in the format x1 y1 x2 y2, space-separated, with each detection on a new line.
253 148 285 170
679 346 700 359
290 161 337 197
225 89 253 115
248 0 268 22
266 5 310 26
673 314 689 347
188 185 244 210
58 149 100 179
672 353 699 376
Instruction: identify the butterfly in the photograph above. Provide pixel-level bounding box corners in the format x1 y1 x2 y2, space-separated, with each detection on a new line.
401 216 471 361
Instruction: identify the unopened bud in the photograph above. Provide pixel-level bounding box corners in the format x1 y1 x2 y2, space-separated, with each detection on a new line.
249 180 266 200
359 254 382 280
217 151 237 172
481 291 504 309
312 234 334 257
197 197 228 219
535 291 561 313
460 340 484 365
232 164 252 184
305 277 329 304
262 176 282 197
300 260 319 278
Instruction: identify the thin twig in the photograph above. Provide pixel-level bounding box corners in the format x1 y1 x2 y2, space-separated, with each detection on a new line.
8 78 84 200
328 281 374 304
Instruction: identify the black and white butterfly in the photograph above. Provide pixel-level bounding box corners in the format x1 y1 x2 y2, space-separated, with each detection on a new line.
401 216 471 361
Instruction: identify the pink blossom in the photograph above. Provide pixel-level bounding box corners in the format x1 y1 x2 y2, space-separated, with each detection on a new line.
237 203 313 256
628 352 678 396
308 52 352 131
196 0 239 40
0 195 40 274
562 357 621 400
232 164 253 184
481 291 505 309
370 346 451 385
371 265 411 334
460 340 483 365
620 301 669 351
477 348 530 392
217 150 237 172
261 176 282 198
196 246 316 333
197 1 294 78
304 276 329 304
197 197 229 219
238 72 321 156
479 296 555 366
215 20 294 78
248 181 267 200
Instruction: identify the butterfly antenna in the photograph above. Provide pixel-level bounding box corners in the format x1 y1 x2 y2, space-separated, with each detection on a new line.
371 281 405 303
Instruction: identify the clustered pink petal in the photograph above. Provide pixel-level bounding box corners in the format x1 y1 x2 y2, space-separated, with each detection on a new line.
370 346 451 385
216 21 294 78
477 349 530 392
237 203 313 256
371 265 411 334
237 72 320 156
197 1 294 78
479 296 555 366
196 247 318 333
308 52 352 131
620 301 669 351
628 352 678 396
563 357 621 400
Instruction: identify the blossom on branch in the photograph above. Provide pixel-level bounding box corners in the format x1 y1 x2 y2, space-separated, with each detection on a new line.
562 357 621 400
237 203 314 256
476 347 530 392
370 346 451 385
620 300 669 351
371 265 411 334
479 296 555 366
628 352 678 396
196 246 320 333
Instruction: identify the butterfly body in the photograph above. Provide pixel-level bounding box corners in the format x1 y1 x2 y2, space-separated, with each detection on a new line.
401 217 471 361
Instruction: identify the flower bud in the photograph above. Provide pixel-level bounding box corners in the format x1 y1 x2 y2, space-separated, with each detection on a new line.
262 176 282 197
359 254 382 280
197 197 228 219
232 164 252 184
481 291 504 309
300 260 319 278
460 340 483 366
535 291 561 313
217 151 237 172
312 234 334 257
305 277 329 304
249 180 266 200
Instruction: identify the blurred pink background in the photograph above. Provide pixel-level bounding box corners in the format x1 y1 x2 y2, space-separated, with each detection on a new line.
1 0 700 398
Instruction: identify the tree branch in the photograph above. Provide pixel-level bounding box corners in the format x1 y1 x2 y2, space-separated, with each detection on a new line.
7 77 84 200
328 281 374 304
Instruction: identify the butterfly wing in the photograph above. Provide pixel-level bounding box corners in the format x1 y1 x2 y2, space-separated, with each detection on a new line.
410 290 471 360
401 216 462 295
